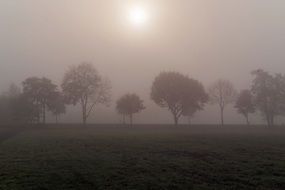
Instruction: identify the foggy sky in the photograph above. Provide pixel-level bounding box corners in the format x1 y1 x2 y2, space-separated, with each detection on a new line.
1 0 285 124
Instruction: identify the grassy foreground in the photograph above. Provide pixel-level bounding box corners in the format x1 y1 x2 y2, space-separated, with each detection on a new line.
0 125 285 190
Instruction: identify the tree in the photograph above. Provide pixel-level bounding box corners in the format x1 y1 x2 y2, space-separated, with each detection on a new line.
0 94 12 124
13 93 40 124
235 89 255 125
22 77 58 124
208 79 237 126
182 104 199 125
116 93 145 125
151 72 208 125
5 83 21 98
251 69 285 126
48 91 66 124
61 63 111 125
0 84 22 124
0 84 40 124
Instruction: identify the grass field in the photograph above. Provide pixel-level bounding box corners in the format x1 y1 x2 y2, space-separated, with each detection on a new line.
0 125 285 190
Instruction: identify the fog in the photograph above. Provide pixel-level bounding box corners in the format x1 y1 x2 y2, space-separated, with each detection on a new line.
1 0 285 124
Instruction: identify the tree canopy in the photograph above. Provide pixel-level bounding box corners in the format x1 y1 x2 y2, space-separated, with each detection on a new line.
62 63 111 125
116 93 145 125
151 72 208 125
235 89 255 125
251 69 285 126
22 77 58 124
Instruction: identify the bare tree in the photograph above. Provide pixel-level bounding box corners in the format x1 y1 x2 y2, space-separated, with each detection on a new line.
116 93 145 125
61 63 111 125
208 79 237 126
151 72 208 125
48 91 66 124
235 89 255 125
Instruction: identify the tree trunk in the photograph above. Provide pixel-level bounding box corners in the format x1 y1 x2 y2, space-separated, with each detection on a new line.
246 115 250 125
188 116 192 125
130 114 133 126
82 104 87 125
220 107 224 126
36 101 40 124
266 114 270 127
43 103 46 124
123 115 126 124
37 110 40 124
55 114 58 124
174 115 179 125
270 115 274 127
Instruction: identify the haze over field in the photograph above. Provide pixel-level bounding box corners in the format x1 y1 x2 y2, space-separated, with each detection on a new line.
1 0 285 124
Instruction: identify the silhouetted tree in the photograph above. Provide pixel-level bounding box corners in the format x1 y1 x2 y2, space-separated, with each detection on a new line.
0 94 11 124
0 84 41 124
22 77 58 124
151 72 208 125
61 63 111 125
208 79 237 126
48 91 66 124
0 84 22 124
14 93 40 124
251 69 285 126
5 83 21 98
116 93 145 125
182 105 199 125
235 89 255 125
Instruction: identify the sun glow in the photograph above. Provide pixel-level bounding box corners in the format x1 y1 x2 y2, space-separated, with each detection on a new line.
128 5 149 27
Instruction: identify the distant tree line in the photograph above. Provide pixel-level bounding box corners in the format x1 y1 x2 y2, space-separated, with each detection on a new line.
1 63 285 127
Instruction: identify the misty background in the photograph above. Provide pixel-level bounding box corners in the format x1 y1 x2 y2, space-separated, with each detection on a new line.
0 0 285 124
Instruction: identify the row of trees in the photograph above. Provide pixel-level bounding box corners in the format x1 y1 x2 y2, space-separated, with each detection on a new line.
0 63 111 125
0 79 66 124
150 69 285 127
1 63 285 126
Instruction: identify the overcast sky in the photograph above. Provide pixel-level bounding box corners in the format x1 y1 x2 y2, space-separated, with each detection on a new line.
1 0 285 124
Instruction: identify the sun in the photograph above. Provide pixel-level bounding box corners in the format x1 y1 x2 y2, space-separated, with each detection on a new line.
128 5 149 27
